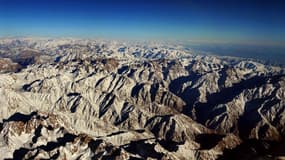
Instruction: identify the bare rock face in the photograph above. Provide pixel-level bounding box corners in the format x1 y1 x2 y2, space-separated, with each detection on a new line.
0 58 20 73
0 38 285 159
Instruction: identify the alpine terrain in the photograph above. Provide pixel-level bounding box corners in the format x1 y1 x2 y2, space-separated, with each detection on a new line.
0 38 285 160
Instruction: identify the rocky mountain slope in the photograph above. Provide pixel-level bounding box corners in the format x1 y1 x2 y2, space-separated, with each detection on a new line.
0 38 285 160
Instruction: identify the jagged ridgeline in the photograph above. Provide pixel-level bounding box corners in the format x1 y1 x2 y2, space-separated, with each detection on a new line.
0 38 285 160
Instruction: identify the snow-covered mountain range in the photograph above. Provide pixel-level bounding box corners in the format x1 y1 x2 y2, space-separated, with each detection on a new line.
0 38 285 160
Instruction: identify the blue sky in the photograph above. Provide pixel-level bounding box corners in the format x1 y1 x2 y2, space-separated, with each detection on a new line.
0 0 285 46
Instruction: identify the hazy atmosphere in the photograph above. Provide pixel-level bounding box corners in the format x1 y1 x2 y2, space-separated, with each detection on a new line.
1 0 284 44
1 0 285 64
1 1 285 160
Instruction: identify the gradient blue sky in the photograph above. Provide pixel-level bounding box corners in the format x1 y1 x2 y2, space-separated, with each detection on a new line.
0 0 285 46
